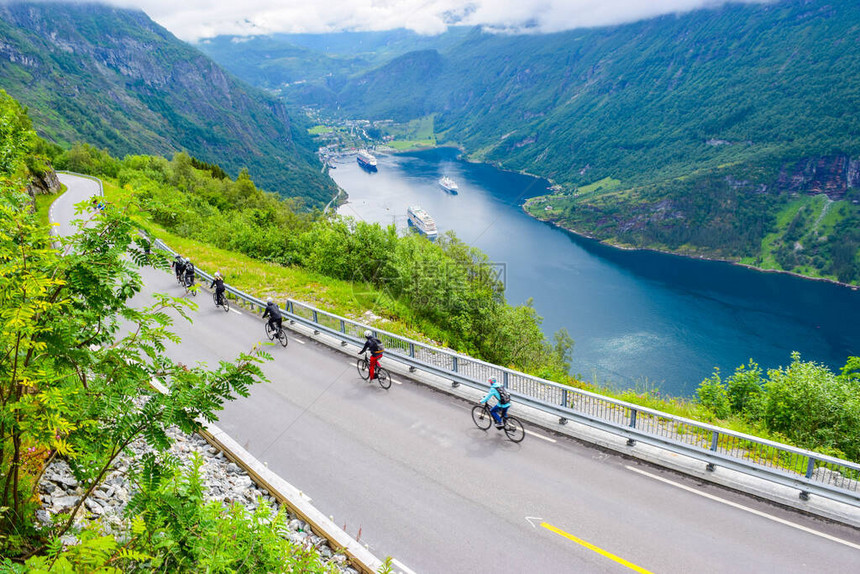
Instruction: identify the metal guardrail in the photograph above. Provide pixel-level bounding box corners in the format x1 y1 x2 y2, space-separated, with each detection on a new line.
153 238 860 509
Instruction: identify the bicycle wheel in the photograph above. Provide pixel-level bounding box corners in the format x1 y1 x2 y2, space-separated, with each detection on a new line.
471 405 492 430
213 292 219 307
356 357 369 380
221 296 229 312
277 328 289 347
376 367 391 389
503 416 526 443
265 322 275 341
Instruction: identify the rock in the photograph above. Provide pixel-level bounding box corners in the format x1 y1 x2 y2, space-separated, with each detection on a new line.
53 495 79 509
85 499 104 515
54 475 78 489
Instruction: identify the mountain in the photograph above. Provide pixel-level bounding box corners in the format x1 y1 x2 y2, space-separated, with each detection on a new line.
200 0 860 282
196 29 471 92
0 2 336 207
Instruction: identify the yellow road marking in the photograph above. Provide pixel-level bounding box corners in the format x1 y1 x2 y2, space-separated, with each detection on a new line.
541 522 652 574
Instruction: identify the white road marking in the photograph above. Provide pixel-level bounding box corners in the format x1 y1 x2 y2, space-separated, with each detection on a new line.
390 378 403 385
292 338 306 344
229 307 243 315
626 465 860 551
525 516 543 528
391 558 418 574
525 429 556 443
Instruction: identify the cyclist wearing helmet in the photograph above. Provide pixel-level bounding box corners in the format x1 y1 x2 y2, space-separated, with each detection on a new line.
171 254 186 281
210 271 226 305
480 378 511 429
262 297 282 333
183 259 196 287
358 330 384 380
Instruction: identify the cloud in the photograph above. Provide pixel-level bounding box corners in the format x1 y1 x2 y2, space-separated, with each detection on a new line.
41 0 774 41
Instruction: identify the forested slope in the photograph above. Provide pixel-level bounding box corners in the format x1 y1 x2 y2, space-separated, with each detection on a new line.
217 0 860 281
0 2 336 207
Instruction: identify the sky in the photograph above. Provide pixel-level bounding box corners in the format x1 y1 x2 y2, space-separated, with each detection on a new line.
56 0 774 41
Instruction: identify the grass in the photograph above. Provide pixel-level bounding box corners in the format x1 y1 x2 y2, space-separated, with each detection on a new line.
34 183 68 228
307 125 333 135
387 138 436 151
101 180 456 346
576 176 622 196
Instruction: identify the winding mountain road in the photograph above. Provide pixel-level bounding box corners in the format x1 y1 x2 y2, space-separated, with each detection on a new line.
53 173 860 573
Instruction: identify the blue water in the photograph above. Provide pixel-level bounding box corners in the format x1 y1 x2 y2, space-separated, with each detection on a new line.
334 148 860 396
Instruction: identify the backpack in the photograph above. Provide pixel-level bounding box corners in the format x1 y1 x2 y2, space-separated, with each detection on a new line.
497 386 511 405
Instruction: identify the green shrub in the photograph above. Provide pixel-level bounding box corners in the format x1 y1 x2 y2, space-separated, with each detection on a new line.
697 369 731 420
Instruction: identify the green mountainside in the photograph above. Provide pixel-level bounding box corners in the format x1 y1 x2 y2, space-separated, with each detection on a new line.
0 2 336 207
196 29 470 92
205 0 860 282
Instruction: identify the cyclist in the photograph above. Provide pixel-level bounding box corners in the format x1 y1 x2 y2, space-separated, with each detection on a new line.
210 271 226 305
183 259 196 288
358 330 384 380
480 378 511 429
171 254 186 282
262 297 282 334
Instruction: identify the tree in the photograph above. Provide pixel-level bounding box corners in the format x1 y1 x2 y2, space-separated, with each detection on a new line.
0 112 270 559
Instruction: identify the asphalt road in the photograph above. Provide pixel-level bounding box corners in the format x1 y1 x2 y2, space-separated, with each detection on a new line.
54 173 860 573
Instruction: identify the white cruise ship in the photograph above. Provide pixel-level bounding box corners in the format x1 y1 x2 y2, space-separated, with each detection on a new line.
438 175 459 194
407 206 438 240
357 150 378 171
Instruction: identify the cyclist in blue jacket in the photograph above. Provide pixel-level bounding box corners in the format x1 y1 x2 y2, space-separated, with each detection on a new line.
480 378 511 429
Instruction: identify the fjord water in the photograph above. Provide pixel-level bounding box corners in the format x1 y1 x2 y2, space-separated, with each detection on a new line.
334 148 860 397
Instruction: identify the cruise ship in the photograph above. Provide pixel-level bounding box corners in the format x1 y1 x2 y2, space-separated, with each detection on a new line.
407 206 438 240
356 150 378 171
438 175 459 194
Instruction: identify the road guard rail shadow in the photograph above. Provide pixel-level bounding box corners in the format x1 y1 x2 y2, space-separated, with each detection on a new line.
153 238 860 528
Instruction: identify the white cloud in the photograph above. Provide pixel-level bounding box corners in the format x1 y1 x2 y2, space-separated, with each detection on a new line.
49 0 775 41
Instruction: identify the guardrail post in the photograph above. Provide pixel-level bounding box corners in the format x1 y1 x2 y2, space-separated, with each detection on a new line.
800 458 816 501
559 388 569 425
451 357 460 387
706 431 719 471
339 320 348 346
408 343 416 372
627 409 637 446
312 310 320 335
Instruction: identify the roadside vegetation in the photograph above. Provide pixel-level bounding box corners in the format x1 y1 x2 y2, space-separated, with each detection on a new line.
0 90 346 570
48 138 860 465
46 139 573 379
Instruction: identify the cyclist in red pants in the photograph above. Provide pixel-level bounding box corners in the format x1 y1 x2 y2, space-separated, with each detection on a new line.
358 330 384 380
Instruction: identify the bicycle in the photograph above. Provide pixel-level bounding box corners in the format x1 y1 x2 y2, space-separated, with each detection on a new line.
184 276 197 296
356 352 391 389
213 290 229 312
265 321 289 347
471 403 525 443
